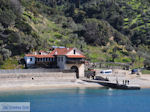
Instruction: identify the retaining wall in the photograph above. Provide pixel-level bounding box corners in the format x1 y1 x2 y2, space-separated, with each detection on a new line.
0 69 76 88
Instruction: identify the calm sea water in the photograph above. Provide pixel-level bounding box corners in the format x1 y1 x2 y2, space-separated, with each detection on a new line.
0 88 150 112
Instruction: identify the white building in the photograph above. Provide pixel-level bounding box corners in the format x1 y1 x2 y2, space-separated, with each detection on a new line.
24 48 86 78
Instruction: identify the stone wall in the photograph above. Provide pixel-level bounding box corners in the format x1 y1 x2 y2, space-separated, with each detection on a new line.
95 69 130 77
0 72 76 80
0 71 76 88
66 64 85 78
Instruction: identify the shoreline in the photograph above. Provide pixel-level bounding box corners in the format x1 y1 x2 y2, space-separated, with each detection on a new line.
0 74 150 92
0 82 150 92
0 80 103 92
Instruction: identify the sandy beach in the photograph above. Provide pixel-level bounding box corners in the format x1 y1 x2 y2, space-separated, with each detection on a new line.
0 74 150 92
128 74 150 88
101 74 150 88
0 79 103 92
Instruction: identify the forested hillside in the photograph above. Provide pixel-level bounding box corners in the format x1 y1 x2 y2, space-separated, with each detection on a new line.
0 0 150 70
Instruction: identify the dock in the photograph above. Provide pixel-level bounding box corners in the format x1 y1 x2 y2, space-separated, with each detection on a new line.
82 79 141 90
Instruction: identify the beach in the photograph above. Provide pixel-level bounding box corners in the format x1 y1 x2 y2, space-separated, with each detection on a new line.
128 74 150 88
0 71 150 91
99 74 150 88
0 79 102 91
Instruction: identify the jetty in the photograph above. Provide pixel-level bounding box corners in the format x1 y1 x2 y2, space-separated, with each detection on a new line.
82 79 141 90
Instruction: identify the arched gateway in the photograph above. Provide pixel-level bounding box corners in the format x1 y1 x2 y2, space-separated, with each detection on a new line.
71 66 79 79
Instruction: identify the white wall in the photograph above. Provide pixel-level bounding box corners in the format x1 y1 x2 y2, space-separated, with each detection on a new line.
57 56 66 69
67 49 81 55
24 56 35 65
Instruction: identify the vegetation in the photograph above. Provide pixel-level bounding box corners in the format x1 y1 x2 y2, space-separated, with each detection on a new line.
0 0 150 70
142 70 150 74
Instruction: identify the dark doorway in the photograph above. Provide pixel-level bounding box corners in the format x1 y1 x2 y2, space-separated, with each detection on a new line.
71 66 79 78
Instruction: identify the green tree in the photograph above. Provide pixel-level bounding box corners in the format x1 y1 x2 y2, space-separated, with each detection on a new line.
112 53 118 62
144 59 150 70
130 54 136 65
0 48 11 60
0 9 16 27
15 20 32 34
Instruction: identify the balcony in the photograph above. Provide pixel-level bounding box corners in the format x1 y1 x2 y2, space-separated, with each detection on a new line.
66 60 85 64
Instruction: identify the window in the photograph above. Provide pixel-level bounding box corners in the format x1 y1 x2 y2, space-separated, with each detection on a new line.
30 58 32 61
74 50 76 54
46 58 47 61
61 57 63 62
43 58 45 62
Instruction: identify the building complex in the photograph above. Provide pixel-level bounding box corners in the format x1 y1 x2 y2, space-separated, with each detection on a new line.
24 47 86 78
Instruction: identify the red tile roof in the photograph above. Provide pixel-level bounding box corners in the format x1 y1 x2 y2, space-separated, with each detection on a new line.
50 48 73 55
25 54 54 58
35 55 54 58
66 55 86 58
25 48 85 58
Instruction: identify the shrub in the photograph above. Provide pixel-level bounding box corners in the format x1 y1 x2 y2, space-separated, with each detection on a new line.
15 20 32 34
126 45 134 51
112 53 118 62
144 59 150 70
0 9 16 27
0 48 12 60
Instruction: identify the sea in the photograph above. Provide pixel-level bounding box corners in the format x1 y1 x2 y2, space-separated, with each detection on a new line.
0 87 150 112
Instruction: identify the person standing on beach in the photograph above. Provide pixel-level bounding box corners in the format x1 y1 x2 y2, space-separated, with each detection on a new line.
116 79 118 84
123 80 124 85
128 80 130 85
125 80 127 85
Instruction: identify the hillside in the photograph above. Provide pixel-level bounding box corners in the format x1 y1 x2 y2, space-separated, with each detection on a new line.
0 0 150 69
